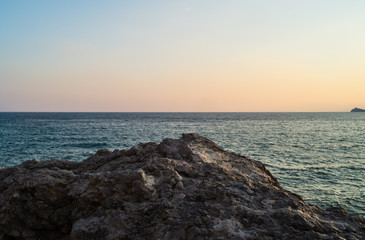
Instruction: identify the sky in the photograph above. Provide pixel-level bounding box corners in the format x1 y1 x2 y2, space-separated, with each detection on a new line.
1 0 364 112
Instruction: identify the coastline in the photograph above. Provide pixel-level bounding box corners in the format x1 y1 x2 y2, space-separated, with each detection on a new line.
1 134 364 239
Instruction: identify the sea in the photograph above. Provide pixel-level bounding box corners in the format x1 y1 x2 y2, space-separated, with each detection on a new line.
0 112 364 216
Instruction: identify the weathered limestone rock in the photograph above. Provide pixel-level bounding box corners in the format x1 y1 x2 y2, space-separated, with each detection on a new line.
0 134 364 239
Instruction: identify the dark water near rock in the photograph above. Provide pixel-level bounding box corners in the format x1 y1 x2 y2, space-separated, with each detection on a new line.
0 112 364 216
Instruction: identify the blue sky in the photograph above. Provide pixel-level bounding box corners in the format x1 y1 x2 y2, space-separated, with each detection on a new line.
1 1 365 111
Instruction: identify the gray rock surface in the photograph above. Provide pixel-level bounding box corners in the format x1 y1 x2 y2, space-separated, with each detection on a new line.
0 133 364 240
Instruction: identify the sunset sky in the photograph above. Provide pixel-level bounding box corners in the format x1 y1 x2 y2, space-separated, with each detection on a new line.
1 0 364 112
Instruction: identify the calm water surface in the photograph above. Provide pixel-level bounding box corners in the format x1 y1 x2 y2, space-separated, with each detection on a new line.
0 112 364 216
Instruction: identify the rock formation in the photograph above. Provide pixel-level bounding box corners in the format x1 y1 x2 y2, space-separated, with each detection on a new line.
351 107 365 112
0 134 364 240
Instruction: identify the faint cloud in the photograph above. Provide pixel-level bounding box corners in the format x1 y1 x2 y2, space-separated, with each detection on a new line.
185 7 191 11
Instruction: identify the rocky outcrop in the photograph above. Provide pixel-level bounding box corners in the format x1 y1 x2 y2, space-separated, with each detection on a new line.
0 133 364 240
351 107 365 112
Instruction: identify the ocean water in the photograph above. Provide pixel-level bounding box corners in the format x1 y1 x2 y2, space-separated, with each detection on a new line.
0 112 364 216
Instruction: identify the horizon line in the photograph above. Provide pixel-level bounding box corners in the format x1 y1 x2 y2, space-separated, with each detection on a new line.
0 111 352 113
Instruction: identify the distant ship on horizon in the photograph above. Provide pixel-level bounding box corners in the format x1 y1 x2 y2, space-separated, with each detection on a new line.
350 107 365 112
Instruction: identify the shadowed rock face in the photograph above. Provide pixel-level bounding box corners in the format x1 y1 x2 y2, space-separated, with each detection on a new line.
0 134 364 240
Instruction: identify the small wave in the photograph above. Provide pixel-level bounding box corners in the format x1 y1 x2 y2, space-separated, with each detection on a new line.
274 163 364 171
64 142 109 148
